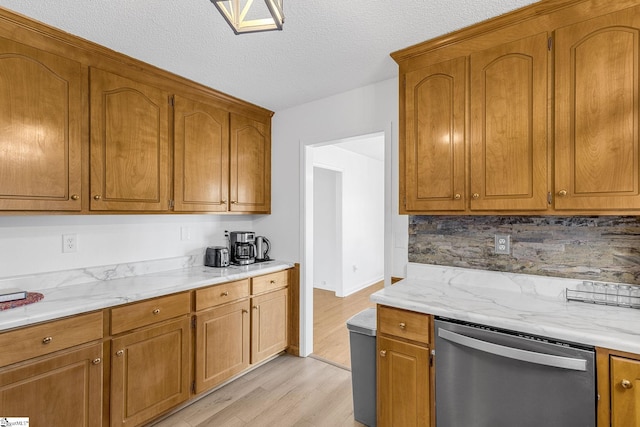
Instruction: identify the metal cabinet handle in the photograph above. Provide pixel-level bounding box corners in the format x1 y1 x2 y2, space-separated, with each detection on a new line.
242 309 249 314
454 193 461 200
221 200 227 204
472 193 480 199
622 379 634 389
399 322 406 329
116 350 124 357
380 350 387 357
231 201 238 204
71 194 80 200
93 195 102 200
270 280 276 284
438 328 587 371
152 308 160 315
92 358 101 365
221 291 229 297
558 189 568 197
253 305 259 310
42 336 53 344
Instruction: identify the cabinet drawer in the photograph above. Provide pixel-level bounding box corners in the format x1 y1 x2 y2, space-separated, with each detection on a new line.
111 292 190 335
195 279 250 311
251 270 288 295
0 311 103 368
378 305 430 344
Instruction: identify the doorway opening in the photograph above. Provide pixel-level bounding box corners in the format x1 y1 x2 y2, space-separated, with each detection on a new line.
305 132 386 368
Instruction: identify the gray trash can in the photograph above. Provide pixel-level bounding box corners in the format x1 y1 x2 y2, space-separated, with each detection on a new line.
346 307 377 427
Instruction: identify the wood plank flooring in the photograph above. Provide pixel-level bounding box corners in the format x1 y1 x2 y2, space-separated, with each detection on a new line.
313 281 384 368
152 354 365 427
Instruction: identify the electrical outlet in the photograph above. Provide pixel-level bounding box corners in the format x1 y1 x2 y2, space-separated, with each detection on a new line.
62 234 77 253
494 234 510 255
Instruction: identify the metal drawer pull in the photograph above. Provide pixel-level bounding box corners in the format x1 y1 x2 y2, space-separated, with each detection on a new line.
242 309 248 314
399 322 406 329
253 305 259 310
270 280 276 284
152 308 160 315
116 350 124 357
438 328 587 371
221 291 229 297
92 358 101 365
71 194 80 200
380 350 387 357
42 336 53 344
622 379 633 389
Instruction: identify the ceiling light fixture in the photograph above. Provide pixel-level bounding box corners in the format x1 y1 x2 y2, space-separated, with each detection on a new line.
211 0 284 34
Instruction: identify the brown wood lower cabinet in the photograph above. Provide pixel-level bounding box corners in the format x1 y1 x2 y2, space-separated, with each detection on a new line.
377 334 430 427
195 298 250 393
251 287 288 364
110 316 191 427
610 355 640 427
0 342 103 426
377 305 432 427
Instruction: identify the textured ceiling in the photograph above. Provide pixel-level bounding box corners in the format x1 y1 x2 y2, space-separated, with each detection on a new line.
0 0 538 112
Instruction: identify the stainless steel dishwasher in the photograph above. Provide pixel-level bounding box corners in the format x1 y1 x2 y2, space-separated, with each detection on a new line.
434 318 596 427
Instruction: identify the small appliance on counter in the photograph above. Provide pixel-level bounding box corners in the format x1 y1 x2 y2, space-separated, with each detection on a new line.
255 236 271 261
205 246 229 267
229 231 256 265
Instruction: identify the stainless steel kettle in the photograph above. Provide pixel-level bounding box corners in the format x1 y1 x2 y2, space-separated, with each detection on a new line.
205 246 229 267
255 236 270 261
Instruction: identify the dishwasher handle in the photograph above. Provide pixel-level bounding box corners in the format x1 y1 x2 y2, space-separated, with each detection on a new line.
438 328 587 371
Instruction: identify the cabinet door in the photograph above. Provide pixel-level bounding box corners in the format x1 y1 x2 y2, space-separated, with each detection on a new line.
377 336 429 427
251 287 287 364
611 356 640 427
0 343 102 426
0 37 82 211
110 317 190 427
404 56 466 212
195 299 250 393
90 67 170 211
470 32 549 211
174 95 230 212
229 113 271 213
555 6 640 211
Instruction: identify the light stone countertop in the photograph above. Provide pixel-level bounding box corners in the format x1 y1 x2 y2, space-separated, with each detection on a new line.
371 263 640 354
0 260 294 332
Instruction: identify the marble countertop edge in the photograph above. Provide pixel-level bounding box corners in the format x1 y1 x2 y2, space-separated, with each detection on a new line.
0 261 294 332
372 268 640 355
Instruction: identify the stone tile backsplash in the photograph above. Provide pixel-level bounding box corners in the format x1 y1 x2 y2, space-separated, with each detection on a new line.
409 216 640 284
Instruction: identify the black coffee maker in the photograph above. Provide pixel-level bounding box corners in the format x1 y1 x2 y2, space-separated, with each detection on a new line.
229 231 256 265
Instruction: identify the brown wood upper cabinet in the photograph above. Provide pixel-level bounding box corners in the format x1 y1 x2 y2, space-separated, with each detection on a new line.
230 113 271 213
0 36 82 211
470 32 549 211
395 0 640 215
89 67 171 211
173 95 230 212
404 56 466 212
555 5 640 211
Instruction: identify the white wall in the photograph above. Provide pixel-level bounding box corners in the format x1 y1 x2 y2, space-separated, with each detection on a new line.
255 77 407 274
0 215 255 278
313 167 340 293
313 145 384 296
255 77 409 356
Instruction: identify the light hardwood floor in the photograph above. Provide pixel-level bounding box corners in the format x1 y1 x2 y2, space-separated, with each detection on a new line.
313 281 384 368
152 354 365 427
